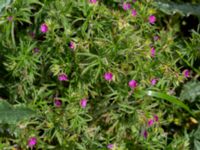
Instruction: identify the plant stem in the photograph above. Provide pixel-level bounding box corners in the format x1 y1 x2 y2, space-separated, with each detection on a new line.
11 21 16 47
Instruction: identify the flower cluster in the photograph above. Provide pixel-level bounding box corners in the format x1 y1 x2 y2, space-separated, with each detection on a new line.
1 0 193 149
143 115 159 138
121 1 156 25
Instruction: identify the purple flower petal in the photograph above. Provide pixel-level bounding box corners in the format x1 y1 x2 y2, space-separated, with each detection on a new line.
104 72 113 81
148 119 154 127
33 48 40 53
151 79 157 85
107 144 114 149
58 73 68 81
183 69 190 78
131 9 137 17
54 99 62 107
143 130 148 138
7 16 13 21
129 80 138 88
153 35 160 41
149 15 156 24
28 137 37 148
40 23 48 33
123 3 131 10
150 47 155 57
154 115 159 122
80 98 87 108
89 0 97 4
69 41 75 50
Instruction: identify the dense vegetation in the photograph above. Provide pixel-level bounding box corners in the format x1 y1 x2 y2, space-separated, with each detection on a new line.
0 0 200 149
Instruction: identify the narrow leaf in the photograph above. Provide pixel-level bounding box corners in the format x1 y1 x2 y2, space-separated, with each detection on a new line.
145 90 193 115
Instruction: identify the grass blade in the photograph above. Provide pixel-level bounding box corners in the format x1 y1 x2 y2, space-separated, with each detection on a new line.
145 90 194 116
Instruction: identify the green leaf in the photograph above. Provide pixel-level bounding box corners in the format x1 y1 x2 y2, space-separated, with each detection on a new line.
154 1 200 18
80 60 99 76
118 103 135 114
194 126 200 140
194 140 200 150
0 100 35 124
0 0 11 12
180 81 200 103
0 83 3 88
145 90 193 115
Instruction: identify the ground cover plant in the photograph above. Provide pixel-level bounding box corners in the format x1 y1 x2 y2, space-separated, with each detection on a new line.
0 0 200 149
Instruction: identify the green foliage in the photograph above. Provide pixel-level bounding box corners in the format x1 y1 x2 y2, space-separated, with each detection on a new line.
154 0 200 18
0 0 199 149
176 30 200 68
146 90 192 114
0 0 11 13
0 100 35 124
180 80 200 102
190 125 200 150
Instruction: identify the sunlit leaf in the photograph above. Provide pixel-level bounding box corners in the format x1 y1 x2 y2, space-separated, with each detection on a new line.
145 90 193 115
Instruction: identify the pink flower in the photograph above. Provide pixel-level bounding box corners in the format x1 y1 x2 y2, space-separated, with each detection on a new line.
28 137 37 148
89 0 97 4
54 99 62 107
69 41 75 49
153 35 159 41
123 3 131 10
154 115 159 122
148 15 156 24
40 23 48 33
183 69 190 78
104 72 113 81
148 119 154 127
7 16 13 21
129 80 137 88
107 144 114 149
150 47 155 57
131 9 137 17
58 73 68 81
80 98 87 108
33 48 40 53
151 78 157 85
143 130 148 138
